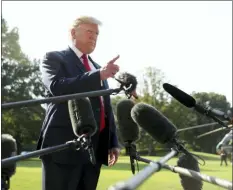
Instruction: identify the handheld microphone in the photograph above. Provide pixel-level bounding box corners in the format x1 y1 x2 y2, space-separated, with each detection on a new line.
116 99 140 174
163 83 231 127
115 72 138 99
1 134 17 190
68 97 97 164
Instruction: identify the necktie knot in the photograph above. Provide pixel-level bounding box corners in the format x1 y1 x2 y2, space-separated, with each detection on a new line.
81 54 87 60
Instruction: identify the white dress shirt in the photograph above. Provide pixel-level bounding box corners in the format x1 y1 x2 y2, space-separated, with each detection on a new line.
69 44 96 71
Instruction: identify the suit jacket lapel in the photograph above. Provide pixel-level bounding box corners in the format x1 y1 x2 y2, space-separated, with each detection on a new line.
64 49 108 90
64 47 86 75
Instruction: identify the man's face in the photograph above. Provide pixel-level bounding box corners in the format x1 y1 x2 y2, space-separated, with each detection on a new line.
73 23 99 54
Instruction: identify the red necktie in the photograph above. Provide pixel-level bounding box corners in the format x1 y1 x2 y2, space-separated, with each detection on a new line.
81 54 105 132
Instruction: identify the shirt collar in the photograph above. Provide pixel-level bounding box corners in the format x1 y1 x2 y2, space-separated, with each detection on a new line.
69 42 85 59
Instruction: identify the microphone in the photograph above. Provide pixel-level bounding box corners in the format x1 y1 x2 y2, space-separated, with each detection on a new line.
116 99 140 174
115 72 138 99
1 134 17 190
131 103 177 144
68 97 97 164
129 103 206 189
163 83 231 127
177 154 203 190
130 102 196 159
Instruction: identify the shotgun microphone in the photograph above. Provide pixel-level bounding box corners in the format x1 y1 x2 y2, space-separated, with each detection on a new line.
163 83 231 127
68 97 97 164
130 102 197 158
131 102 177 144
1 134 17 190
116 99 140 174
177 154 203 190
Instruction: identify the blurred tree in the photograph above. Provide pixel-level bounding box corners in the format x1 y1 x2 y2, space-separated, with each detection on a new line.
134 67 169 155
191 92 231 153
1 18 45 153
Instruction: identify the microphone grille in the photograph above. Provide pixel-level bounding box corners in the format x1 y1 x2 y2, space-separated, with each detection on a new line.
118 72 138 90
116 99 140 142
177 154 203 190
1 134 17 177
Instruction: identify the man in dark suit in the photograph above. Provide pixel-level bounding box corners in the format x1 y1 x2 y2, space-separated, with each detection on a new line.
37 16 121 190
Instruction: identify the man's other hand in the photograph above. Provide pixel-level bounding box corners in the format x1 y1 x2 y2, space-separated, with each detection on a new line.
108 148 120 167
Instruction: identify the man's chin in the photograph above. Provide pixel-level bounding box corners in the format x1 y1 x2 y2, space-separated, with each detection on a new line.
87 47 96 54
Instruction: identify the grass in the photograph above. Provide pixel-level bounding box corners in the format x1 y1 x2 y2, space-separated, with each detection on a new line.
10 152 232 190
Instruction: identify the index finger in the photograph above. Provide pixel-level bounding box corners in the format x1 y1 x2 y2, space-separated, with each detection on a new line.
108 55 120 64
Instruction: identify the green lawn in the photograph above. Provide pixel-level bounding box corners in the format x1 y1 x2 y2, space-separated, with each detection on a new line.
10 152 232 190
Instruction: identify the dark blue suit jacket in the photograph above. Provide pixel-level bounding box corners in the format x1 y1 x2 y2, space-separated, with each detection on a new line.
37 47 119 166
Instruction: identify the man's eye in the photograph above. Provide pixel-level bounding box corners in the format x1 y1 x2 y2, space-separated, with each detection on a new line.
86 30 99 35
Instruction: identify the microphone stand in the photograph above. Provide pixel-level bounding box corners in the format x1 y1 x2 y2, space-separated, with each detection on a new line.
1 80 137 110
109 148 178 190
82 136 96 165
110 145 232 190
1 175 10 190
1 135 88 167
2 88 122 110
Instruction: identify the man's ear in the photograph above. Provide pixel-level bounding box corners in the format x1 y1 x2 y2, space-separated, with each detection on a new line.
71 28 76 39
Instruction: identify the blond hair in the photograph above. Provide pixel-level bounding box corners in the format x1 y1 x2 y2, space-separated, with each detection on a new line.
69 16 102 40
72 16 102 30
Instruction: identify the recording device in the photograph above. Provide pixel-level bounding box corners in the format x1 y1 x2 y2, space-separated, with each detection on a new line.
1 134 17 190
131 102 177 144
177 154 203 190
131 102 193 156
116 99 140 174
162 83 231 127
68 97 97 165
115 72 138 99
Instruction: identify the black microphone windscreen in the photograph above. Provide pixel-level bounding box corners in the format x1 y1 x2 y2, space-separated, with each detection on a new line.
68 98 97 137
163 83 196 108
116 99 140 142
117 72 138 92
1 134 17 177
131 103 177 144
177 154 203 190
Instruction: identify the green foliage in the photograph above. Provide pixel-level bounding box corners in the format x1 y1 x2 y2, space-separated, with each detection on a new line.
191 92 231 153
1 18 45 153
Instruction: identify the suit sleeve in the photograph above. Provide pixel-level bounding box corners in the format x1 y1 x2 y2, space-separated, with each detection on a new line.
41 51 102 96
